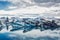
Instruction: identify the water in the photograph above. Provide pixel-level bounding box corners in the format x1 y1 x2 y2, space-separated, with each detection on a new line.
0 30 60 40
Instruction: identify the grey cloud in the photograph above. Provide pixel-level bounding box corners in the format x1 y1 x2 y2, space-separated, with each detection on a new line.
4 0 34 11
13 1 33 8
37 3 55 7
1 0 60 10
32 0 60 3
31 0 60 7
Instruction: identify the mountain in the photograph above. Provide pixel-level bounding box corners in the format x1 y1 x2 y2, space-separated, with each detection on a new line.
0 16 60 33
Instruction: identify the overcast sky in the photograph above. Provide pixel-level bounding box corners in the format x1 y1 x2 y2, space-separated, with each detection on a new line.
0 0 60 18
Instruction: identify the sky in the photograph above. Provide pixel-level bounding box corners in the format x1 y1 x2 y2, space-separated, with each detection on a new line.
0 0 60 18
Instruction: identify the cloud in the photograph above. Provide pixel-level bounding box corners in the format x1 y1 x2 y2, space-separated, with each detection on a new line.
6 0 34 8
32 0 60 3
32 0 60 7
0 0 60 18
0 0 34 10
0 6 59 14
0 6 48 15
0 0 60 10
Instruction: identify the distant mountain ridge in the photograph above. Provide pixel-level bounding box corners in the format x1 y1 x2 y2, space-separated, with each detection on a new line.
0 17 60 33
